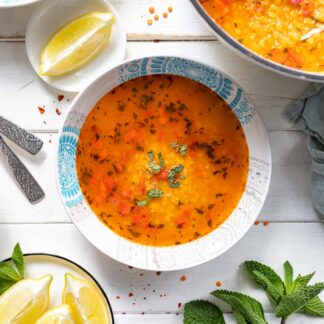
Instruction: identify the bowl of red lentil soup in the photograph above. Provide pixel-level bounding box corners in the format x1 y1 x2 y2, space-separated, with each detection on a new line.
191 0 324 82
57 56 271 271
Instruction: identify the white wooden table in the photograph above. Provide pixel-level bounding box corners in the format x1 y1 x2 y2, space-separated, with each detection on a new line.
0 1 323 323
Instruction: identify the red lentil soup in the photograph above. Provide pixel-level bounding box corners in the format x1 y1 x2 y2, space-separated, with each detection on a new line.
200 0 324 72
76 75 249 247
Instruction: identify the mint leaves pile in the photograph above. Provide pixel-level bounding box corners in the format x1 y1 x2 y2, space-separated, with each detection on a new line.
0 243 24 295
184 260 324 324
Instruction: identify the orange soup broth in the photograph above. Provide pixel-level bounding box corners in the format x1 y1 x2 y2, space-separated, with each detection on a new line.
200 0 324 72
76 75 249 246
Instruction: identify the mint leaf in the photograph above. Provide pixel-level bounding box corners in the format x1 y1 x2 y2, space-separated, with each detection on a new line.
233 310 248 324
245 261 285 304
275 283 324 318
0 279 15 295
293 273 315 290
211 290 267 324
0 263 21 281
183 300 225 324
12 243 24 278
283 261 294 294
301 296 324 317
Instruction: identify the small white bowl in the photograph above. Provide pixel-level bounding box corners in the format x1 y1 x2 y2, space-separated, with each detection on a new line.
0 0 41 8
25 0 126 93
57 56 272 271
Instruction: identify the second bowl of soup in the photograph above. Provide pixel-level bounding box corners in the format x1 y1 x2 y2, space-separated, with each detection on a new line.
57 56 271 270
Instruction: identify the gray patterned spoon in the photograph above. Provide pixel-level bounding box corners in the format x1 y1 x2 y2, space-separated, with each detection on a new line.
0 135 45 204
0 115 43 155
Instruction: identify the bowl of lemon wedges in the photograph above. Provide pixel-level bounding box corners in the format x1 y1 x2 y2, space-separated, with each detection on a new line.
0 244 114 323
26 0 126 92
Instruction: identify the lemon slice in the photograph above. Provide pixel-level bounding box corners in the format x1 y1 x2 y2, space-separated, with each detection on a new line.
0 274 52 323
40 12 115 76
36 304 74 324
62 273 110 324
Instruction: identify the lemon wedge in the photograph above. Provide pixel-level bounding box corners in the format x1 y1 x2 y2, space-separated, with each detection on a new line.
40 12 115 76
0 274 52 323
36 304 74 324
62 273 110 324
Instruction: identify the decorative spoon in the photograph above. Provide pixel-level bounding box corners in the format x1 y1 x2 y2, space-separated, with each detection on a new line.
0 115 43 155
0 135 45 204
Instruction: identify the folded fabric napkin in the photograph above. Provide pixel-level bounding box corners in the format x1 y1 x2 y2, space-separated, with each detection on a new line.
286 83 324 215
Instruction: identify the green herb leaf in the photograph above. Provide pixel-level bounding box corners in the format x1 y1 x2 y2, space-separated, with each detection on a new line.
183 300 226 324
275 283 324 318
300 296 324 317
211 290 267 324
0 263 21 282
136 200 148 207
233 310 248 324
180 144 188 156
12 243 24 278
293 273 315 290
147 150 154 161
245 261 285 304
147 188 164 199
283 261 294 294
170 182 180 188
170 141 179 150
157 152 165 168
148 161 162 173
0 279 15 295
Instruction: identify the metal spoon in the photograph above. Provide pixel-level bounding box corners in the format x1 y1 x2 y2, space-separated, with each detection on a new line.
301 25 324 41
0 135 45 204
0 115 43 155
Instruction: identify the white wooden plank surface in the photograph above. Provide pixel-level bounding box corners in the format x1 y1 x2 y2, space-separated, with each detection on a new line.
0 41 308 132
0 0 212 39
0 223 323 314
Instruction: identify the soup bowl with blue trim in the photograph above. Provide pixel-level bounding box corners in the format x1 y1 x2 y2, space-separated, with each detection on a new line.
57 56 271 271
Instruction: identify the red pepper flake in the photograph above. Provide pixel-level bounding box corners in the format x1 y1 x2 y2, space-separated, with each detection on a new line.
156 271 161 276
216 281 222 287
49 140 52 144
128 292 133 297
55 108 61 116
141 312 145 315
116 296 120 299
254 220 260 225
128 266 133 269
57 94 64 101
154 39 160 43
263 221 270 226
180 275 187 282
38 106 45 114
178 302 182 308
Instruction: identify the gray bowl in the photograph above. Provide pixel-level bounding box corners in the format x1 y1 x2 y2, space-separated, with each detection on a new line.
190 0 324 83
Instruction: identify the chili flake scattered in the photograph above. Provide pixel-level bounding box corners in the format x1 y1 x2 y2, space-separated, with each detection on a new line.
163 12 168 18
216 281 222 287
168 6 173 13
57 94 64 101
263 221 270 226
128 292 134 297
149 6 155 14
38 106 45 114
56 108 61 115
156 271 161 276
178 302 182 308
116 295 120 299
147 18 153 26
154 14 159 21
180 275 187 282
254 220 260 225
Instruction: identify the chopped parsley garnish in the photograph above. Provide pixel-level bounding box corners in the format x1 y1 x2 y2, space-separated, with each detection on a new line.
147 188 164 199
158 152 165 168
170 181 180 188
147 151 164 173
136 200 148 207
170 141 188 157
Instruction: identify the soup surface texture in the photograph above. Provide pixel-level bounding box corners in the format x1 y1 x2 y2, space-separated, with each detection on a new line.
200 0 324 73
76 75 249 247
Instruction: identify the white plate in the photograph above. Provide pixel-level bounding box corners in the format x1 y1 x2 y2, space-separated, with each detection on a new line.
25 0 126 93
57 56 272 271
2 254 114 322
0 0 40 8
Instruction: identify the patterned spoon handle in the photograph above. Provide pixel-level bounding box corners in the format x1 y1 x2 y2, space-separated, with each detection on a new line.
0 135 45 204
0 115 43 155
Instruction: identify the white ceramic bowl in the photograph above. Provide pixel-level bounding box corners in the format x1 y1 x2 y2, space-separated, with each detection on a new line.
25 0 126 92
57 56 272 271
0 0 40 8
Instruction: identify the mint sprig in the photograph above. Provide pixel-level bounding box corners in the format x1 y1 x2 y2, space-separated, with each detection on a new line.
183 300 225 324
0 243 24 295
183 260 324 324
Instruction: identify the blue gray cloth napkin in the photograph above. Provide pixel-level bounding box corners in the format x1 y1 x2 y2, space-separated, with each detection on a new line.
286 83 324 215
